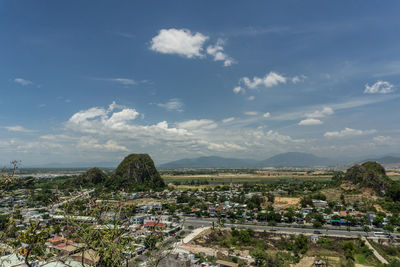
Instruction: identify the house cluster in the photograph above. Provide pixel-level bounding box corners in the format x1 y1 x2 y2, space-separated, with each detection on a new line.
0 210 182 267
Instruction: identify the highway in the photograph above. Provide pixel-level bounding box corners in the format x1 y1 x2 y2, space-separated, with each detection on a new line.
182 217 376 238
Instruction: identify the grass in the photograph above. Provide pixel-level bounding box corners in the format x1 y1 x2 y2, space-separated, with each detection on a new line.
354 254 367 264
389 175 400 181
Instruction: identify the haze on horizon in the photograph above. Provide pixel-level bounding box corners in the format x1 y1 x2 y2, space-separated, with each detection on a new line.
1 1 400 166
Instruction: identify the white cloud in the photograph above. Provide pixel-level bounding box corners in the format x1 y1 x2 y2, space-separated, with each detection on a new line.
68 107 108 127
150 28 208 58
206 39 235 67
0 102 312 164
241 71 287 89
222 117 235 123
14 78 33 86
306 107 334 118
108 101 127 112
247 96 255 101
271 95 398 121
105 109 140 129
324 128 377 138
292 75 307 84
234 72 307 96
233 86 244 94
5 125 35 133
205 141 245 152
76 137 128 152
40 134 76 141
298 118 323 126
66 104 191 152
373 135 393 144
156 98 184 112
264 130 303 144
177 119 217 130
106 78 137 86
244 111 258 116
263 112 271 118
364 81 395 94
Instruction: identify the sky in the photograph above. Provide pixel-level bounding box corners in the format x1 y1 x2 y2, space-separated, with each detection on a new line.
1 1 400 166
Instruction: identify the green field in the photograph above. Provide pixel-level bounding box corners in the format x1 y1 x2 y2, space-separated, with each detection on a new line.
162 174 332 184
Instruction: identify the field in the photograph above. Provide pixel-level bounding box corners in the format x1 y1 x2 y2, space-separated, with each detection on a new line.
161 170 333 184
387 169 400 180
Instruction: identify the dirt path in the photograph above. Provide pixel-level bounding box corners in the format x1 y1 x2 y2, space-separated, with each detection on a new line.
362 237 388 264
292 256 315 267
182 227 210 244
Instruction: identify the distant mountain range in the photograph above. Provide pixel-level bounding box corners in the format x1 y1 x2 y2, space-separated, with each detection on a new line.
159 152 337 168
159 152 400 169
13 153 400 169
24 161 119 168
361 156 400 166
158 156 260 169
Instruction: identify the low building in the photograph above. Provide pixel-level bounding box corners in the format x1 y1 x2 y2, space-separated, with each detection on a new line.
130 215 146 225
71 249 99 266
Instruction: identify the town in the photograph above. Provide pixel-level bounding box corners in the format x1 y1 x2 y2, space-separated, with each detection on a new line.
0 155 400 266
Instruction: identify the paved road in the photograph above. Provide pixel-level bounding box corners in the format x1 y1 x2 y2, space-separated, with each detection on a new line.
51 189 94 209
183 218 373 238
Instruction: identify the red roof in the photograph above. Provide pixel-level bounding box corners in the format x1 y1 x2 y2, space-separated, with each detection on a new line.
340 211 347 217
144 222 165 227
48 235 65 243
56 241 74 248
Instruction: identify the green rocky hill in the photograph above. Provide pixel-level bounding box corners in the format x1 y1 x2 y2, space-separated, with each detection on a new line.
343 161 391 195
65 154 165 191
85 167 108 184
113 153 165 190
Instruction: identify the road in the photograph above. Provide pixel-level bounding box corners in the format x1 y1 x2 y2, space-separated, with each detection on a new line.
50 189 94 209
182 217 374 238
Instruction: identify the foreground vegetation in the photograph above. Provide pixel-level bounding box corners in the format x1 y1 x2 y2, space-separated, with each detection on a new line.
193 228 381 266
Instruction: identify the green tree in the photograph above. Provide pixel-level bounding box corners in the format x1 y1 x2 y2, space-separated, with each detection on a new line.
16 221 50 267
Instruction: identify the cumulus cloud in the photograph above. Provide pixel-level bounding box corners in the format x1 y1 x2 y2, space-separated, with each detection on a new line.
205 141 245 152
241 72 287 89
298 107 334 125
150 29 235 67
233 86 244 94
76 137 128 152
150 28 208 58
14 78 33 86
306 107 334 118
1 102 312 164
364 81 395 94
5 125 36 133
66 103 145 134
324 128 377 138
263 112 271 118
206 39 235 67
234 71 307 95
156 98 184 112
298 118 323 126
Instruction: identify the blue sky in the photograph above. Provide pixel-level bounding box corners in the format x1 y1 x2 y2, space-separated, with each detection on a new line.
1 1 400 166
